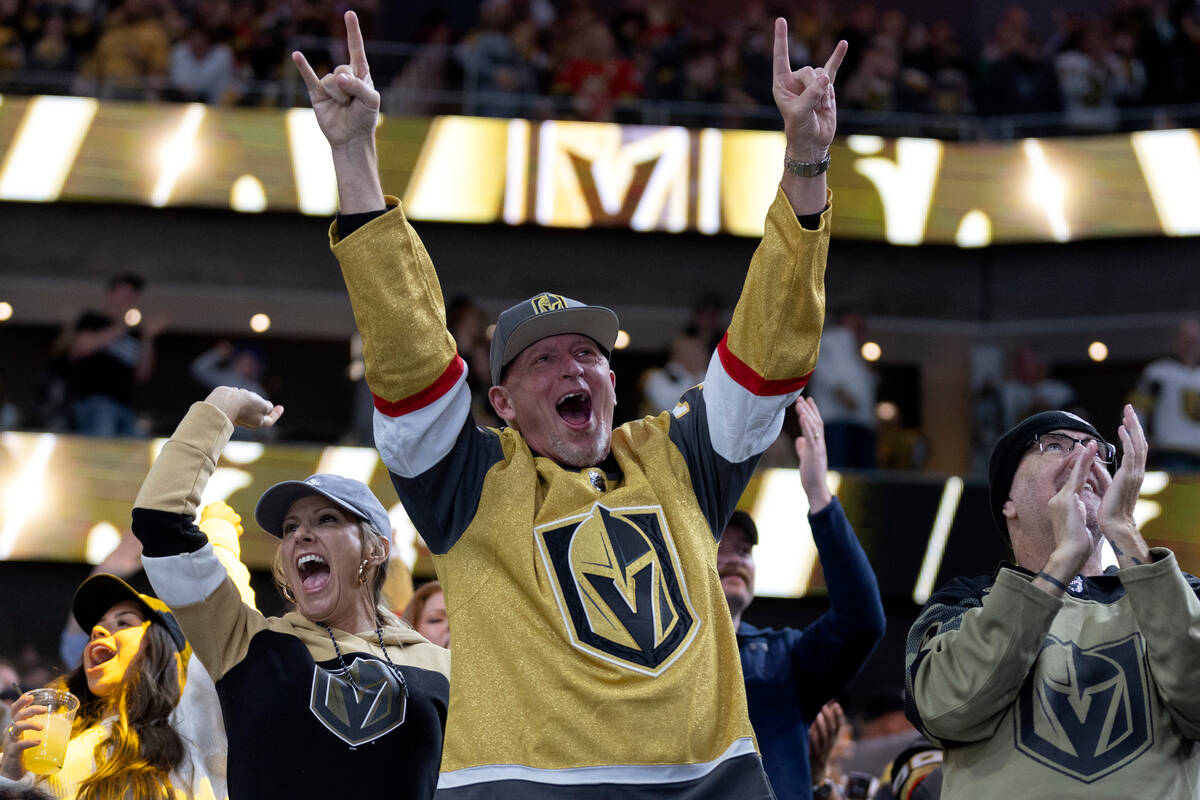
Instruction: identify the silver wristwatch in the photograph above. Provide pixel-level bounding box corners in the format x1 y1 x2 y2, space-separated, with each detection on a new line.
784 151 831 177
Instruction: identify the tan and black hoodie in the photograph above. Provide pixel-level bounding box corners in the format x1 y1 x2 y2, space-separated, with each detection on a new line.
131 401 451 800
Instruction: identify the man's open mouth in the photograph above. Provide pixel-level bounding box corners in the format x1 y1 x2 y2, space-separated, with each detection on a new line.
557 391 593 427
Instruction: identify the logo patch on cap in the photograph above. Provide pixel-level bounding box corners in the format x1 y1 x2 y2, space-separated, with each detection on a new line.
532 293 567 314
307 477 322 486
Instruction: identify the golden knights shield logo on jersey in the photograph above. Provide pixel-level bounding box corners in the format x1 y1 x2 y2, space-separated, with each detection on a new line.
1015 633 1152 782
535 503 699 676
310 657 407 747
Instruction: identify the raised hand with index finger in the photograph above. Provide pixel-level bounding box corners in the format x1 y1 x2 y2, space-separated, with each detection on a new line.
772 18 846 164
292 11 380 151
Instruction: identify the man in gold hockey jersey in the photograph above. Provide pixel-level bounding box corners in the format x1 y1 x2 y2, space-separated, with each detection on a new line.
293 11 845 799
905 405 1200 798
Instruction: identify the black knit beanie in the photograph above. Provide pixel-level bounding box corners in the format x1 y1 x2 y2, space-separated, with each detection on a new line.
988 410 1103 544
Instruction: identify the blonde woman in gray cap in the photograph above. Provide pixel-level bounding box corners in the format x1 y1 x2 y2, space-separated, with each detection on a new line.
130 387 450 800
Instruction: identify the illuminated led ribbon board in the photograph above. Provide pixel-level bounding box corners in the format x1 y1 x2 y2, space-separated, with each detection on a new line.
1 431 1196 600
0 95 1198 244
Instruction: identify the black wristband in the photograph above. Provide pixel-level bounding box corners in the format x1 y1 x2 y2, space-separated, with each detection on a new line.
1037 571 1070 593
796 210 824 230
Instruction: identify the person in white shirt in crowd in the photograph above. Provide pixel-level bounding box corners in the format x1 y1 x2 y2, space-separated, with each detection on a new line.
639 332 708 415
168 28 234 103
1000 345 1075 430
806 310 877 468
1133 318 1200 471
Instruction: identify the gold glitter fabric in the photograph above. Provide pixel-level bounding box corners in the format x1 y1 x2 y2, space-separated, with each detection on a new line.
726 187 831 383
330 198 459 405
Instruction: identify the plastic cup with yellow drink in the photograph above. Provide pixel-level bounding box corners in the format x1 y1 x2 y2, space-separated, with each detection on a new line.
19 688 79 775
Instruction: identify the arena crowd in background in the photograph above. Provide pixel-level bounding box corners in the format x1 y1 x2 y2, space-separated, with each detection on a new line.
0 0 1198 133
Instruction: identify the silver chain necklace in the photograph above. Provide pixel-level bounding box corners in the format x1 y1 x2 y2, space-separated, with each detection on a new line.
318 620 409 695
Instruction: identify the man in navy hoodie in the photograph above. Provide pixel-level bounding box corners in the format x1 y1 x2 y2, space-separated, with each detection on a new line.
719 396 886 800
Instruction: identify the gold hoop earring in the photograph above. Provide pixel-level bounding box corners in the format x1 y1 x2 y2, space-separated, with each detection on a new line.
358 559 369 586
281 583 297 603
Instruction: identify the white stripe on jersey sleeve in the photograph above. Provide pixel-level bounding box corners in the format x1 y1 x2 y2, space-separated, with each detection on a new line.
142 543 226 607
373 373 472 479
702 351 802 465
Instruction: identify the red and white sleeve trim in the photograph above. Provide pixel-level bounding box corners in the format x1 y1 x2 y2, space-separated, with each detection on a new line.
715 334 812 397
373 354 466 417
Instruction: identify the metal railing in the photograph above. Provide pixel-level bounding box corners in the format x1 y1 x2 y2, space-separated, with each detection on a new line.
3 37 1200 140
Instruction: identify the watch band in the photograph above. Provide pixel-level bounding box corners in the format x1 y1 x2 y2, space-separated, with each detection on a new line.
784 151 831 177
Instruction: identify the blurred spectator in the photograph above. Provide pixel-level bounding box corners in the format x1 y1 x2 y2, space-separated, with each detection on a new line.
1133 318 1200 470
733 2 780 108
1130 0 1200 108
402 580 449 648
842 34 899 111
79 0 170 98
384 19 454 117
167 26 234 102
0 0 24 74
639 333 707 416
190 341 267 397
551 19 642 121
65 272 166 437
27 13 72 74
845 690 919 779
975 6 1062 119
999 345 1075 430
191 341 275 440
835 3 878 80
1055 21 1145 131
876 404 929 471
909 21 972 113
686 292 727 353
458 1 543 117
447 295 499 428
806 311 878 469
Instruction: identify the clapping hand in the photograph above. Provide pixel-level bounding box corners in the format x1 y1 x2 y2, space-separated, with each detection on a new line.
795 396 834 513
1098 404 1151 568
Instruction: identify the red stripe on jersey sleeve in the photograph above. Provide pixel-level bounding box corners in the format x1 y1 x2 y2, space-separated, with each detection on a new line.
373 354 466 417
716 334 812 396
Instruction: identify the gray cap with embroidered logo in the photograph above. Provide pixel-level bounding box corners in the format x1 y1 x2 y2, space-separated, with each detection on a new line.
255 473 392 541
489 292 619 385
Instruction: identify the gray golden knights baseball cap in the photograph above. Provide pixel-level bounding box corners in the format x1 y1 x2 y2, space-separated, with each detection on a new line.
489 292 620 385
255 474 393 541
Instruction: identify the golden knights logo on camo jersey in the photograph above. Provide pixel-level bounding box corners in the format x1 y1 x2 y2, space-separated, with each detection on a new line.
532 293 568 314
1015 633 1152 783
535 503 699 676
309 657 407 748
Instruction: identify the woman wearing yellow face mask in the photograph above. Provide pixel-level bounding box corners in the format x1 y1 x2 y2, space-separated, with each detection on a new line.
0 574 226 800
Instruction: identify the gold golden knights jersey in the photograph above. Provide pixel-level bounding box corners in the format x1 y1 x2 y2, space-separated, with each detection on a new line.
331 187 830 799
904 556 1200 799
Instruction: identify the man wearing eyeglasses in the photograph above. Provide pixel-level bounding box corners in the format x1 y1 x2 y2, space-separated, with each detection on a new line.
903 405 1200 798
